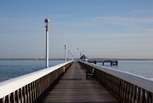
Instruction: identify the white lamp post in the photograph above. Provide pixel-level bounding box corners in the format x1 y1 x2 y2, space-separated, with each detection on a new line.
44 18 49 68
64 44 67 62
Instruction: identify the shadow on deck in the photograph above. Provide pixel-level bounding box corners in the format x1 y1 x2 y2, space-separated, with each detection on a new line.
41 62 118 103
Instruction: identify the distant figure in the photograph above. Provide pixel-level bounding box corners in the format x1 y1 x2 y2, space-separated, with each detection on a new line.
80 54 88 61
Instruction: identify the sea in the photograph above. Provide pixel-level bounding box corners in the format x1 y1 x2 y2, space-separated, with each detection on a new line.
97 60 153 79
0 59 64 82
0 59 153 82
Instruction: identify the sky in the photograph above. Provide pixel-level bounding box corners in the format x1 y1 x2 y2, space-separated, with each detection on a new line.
0 0 153 59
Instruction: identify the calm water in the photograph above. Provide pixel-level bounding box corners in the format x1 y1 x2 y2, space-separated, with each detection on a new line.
98 60 153 78
0 59 64 82
1 60 153 82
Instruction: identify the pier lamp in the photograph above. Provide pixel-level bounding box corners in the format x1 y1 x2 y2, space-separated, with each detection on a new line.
44 18 49 68
64 44 67 62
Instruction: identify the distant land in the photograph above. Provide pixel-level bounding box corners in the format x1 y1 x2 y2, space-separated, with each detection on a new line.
0 58 65 60
88 58 153 61
0 58 153 61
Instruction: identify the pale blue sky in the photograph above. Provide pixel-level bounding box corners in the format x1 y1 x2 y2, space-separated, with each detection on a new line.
0 0 153 58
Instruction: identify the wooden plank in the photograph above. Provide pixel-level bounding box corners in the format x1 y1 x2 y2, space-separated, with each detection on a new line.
41 62 118 103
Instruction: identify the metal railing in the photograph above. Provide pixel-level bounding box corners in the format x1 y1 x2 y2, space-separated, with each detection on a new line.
80 61 153 103
0 61 72 103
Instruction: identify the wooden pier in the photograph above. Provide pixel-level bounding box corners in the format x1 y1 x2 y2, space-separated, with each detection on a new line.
88 59 118 66
1 60 153 103
42 62 117 103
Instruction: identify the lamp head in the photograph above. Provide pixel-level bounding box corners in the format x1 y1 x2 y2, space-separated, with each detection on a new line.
44 18 49 31
44 18 48 23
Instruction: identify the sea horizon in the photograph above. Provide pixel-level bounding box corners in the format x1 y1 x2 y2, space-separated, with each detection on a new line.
0 57 153 61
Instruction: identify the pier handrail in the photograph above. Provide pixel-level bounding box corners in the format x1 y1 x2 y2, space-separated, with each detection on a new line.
80 61 153 103
0 61 73 102
81 61 153 92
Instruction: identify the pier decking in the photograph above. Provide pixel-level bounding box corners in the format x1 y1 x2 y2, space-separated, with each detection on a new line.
42 62 117 103
1 61 153 103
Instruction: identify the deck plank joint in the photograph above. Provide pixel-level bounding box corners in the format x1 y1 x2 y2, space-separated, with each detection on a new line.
41 62 118 103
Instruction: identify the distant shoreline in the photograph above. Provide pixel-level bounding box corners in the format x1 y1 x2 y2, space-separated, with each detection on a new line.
0 58 65 60
88 58 153 61
0 58 153 61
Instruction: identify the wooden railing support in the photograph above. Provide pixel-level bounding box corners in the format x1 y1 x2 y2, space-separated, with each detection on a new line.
0 61 72 103
79 61 153 103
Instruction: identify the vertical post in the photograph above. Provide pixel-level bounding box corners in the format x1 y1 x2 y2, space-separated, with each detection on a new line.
68 49 70 61
77 48 80 59
45 18 49 68
64 44 67 62
80 52 82 57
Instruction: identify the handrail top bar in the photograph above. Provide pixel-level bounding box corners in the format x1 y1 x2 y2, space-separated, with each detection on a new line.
80 61 153 93
0 60 73 98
